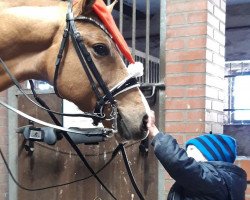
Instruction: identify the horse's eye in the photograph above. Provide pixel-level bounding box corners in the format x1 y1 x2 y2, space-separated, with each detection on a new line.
92 44 110 56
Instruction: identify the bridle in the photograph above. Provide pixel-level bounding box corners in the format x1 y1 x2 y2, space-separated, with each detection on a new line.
53 1 140 128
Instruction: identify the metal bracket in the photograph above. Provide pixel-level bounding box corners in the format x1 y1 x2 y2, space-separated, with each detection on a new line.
16 124 113 149
140 83 165 105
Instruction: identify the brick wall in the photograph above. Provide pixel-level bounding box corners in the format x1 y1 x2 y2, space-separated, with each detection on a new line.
165 0 250 198
0 91 8 200
166 0 208 148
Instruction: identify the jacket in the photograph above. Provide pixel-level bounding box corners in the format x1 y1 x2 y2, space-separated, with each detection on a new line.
151 132 247 200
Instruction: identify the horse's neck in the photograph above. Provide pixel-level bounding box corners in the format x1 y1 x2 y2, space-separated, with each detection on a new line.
0 1 66 91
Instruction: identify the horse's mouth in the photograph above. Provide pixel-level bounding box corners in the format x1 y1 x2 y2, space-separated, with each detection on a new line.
117 113 148 141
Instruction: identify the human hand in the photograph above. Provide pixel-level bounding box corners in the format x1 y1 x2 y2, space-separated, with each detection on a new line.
147 110 159 138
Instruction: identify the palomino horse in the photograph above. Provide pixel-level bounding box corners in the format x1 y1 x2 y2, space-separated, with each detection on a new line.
0 0 150 141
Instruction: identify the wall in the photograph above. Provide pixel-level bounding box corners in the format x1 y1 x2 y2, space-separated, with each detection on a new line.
165 0 250 199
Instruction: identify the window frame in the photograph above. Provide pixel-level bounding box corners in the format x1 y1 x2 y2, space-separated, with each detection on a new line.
226 61 250 124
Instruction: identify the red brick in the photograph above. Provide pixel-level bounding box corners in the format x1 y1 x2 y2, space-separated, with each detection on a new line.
186 62 206 73
166 50 206 62
165 98 205 110
167 14 187 26
166 87 187 98
167 1 207 13
167 25 207 38
166 39 185 50
187 87 205 97
165 111 185 121
166 75 205 86
166 63 186 73
165 123 205 133
187 12 207 23
187 110 205 122
187 37 206 49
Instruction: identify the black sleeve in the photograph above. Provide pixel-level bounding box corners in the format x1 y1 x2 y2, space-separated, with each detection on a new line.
151 132 226 193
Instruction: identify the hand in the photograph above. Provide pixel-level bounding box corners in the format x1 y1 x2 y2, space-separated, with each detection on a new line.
147 110 159 137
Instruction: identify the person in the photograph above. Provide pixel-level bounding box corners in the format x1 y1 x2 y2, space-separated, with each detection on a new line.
147 110 247 200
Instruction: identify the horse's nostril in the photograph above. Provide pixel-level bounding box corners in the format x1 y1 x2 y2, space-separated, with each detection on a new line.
141 114 149 131
143 114 148 125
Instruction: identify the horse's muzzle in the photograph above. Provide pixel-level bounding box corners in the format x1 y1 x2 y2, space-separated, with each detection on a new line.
117 113 148 142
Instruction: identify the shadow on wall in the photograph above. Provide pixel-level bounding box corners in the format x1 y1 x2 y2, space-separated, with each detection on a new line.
224 125 250 156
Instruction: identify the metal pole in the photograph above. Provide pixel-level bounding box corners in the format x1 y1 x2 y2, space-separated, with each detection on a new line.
145 0 150 83
132 0 136 58
8 87 18 200
119 0 123 33
158 0 167 199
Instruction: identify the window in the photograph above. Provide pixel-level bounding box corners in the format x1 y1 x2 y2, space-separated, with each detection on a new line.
226 61 250 124
25 80 53 90
233 75 250 121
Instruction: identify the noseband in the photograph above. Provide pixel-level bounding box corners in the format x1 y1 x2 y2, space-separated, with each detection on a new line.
53 1 140 128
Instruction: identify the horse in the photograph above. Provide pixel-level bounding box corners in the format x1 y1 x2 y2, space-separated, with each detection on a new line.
0 0 150 142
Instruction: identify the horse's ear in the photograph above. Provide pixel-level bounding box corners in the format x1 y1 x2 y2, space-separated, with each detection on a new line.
73 0 96 17
107 0 118 13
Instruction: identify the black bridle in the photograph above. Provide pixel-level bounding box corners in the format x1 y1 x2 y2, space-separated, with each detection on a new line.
53 1 140 127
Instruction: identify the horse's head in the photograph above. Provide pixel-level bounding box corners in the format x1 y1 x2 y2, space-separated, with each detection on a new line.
48 0 150 142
